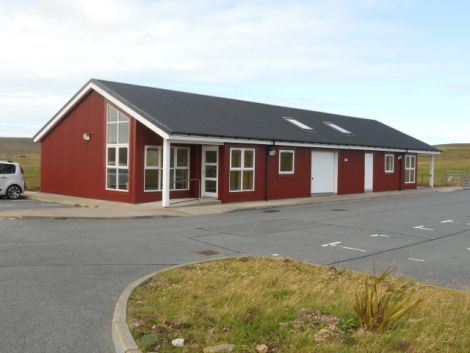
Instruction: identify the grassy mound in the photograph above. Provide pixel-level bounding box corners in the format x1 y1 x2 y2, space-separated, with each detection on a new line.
128 257 469 353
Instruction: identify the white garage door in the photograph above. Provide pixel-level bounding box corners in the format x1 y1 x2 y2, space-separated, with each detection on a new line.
311 151 337 194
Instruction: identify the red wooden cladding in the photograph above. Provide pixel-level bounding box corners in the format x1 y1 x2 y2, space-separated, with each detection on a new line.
41 92 134 202
266 147 311 200
337 150 365 194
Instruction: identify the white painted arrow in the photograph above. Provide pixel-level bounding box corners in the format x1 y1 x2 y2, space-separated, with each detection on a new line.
413 225 434 231
321 241 342 247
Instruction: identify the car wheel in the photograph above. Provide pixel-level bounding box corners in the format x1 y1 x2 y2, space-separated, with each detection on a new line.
6 185 22 200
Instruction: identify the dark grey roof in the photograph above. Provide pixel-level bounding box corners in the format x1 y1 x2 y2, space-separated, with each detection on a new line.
92 79 438 152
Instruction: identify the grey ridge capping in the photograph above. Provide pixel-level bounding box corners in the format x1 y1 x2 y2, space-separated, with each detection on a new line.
39 78 440 153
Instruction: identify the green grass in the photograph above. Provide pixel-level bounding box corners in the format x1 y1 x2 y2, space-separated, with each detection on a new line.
0 137 40 191
418 144 470 186
127 257 470 353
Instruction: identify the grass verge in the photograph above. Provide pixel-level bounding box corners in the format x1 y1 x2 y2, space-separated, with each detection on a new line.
418 144 470 186
4 153 40 191
127 257 470 353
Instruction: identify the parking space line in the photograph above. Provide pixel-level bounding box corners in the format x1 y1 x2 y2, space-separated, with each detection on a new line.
370 234 390 238
408 258 425 262
413 225 434 231
341 246 366 252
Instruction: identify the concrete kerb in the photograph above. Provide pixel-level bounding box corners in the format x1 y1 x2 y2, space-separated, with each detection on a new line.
5 187 463 220
112 257 235 353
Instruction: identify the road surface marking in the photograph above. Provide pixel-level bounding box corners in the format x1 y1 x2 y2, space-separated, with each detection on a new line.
272 253 280 257
370 234 390 238
413 225 434 231
440 219 454 224
341 246 367 252
321 241 342 247
408 258 425 262
321 241 366 252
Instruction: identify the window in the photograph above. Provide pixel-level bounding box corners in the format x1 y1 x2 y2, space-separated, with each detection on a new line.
143 146 190 191
0 163 15 174
283 117 313 131
106 105 129 191
324 121 352 135
405 155 416 183
144 146 161 191
230 148 255 191
171 147 190 190
279 150 295 174
384 154 394 173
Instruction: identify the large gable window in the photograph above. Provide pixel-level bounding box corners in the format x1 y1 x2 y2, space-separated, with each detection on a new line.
385 154 395 173
230 148 255 192
106 105 129 191
405 155 416 183
144 146 190 191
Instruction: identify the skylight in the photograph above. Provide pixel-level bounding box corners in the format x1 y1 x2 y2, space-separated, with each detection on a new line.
283 117 313 131
324 121 352 135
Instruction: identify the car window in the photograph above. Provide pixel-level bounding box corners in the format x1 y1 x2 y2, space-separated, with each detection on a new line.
0 163 16 174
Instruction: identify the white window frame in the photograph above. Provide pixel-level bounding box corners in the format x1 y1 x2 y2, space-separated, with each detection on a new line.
279 150 295 175
405 154 416 184
142 146 190 191
384 154 395 174
170 147 190 191
229 148 255 192
105 104 130 192
144 146 162 192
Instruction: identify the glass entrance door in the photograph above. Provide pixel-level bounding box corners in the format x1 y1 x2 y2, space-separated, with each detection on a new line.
201 146 218 198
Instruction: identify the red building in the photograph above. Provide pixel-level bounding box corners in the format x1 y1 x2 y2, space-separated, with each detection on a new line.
33 79 439 207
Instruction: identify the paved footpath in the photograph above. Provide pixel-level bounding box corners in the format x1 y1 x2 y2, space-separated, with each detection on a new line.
0 189 469 353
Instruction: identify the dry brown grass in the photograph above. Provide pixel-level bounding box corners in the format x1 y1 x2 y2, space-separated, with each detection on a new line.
128 257 470 353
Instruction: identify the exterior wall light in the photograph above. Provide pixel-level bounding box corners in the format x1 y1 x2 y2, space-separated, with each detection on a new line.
83 132 91 141
268 147 276 156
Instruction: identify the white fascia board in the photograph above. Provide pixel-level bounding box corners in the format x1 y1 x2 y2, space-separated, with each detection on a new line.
274 141 406 153
169 134 271 145
169 135 439 154
407 150 441 155
33 82 170 142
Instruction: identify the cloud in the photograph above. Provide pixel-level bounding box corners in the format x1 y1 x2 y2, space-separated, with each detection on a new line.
0 0 460 140
0 0 432 84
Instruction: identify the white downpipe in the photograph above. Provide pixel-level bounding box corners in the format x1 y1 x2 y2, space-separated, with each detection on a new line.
429 155 435 188
162 138 171 207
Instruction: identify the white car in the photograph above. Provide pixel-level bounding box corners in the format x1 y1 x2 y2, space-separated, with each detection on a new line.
0 161 26 199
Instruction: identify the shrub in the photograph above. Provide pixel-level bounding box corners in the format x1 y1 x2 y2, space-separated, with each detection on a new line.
353 267 422 332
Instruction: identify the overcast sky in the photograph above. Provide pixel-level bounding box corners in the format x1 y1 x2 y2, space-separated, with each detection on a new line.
0 0 469 145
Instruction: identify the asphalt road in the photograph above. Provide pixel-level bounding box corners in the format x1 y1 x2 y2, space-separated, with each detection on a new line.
0 190 469 353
